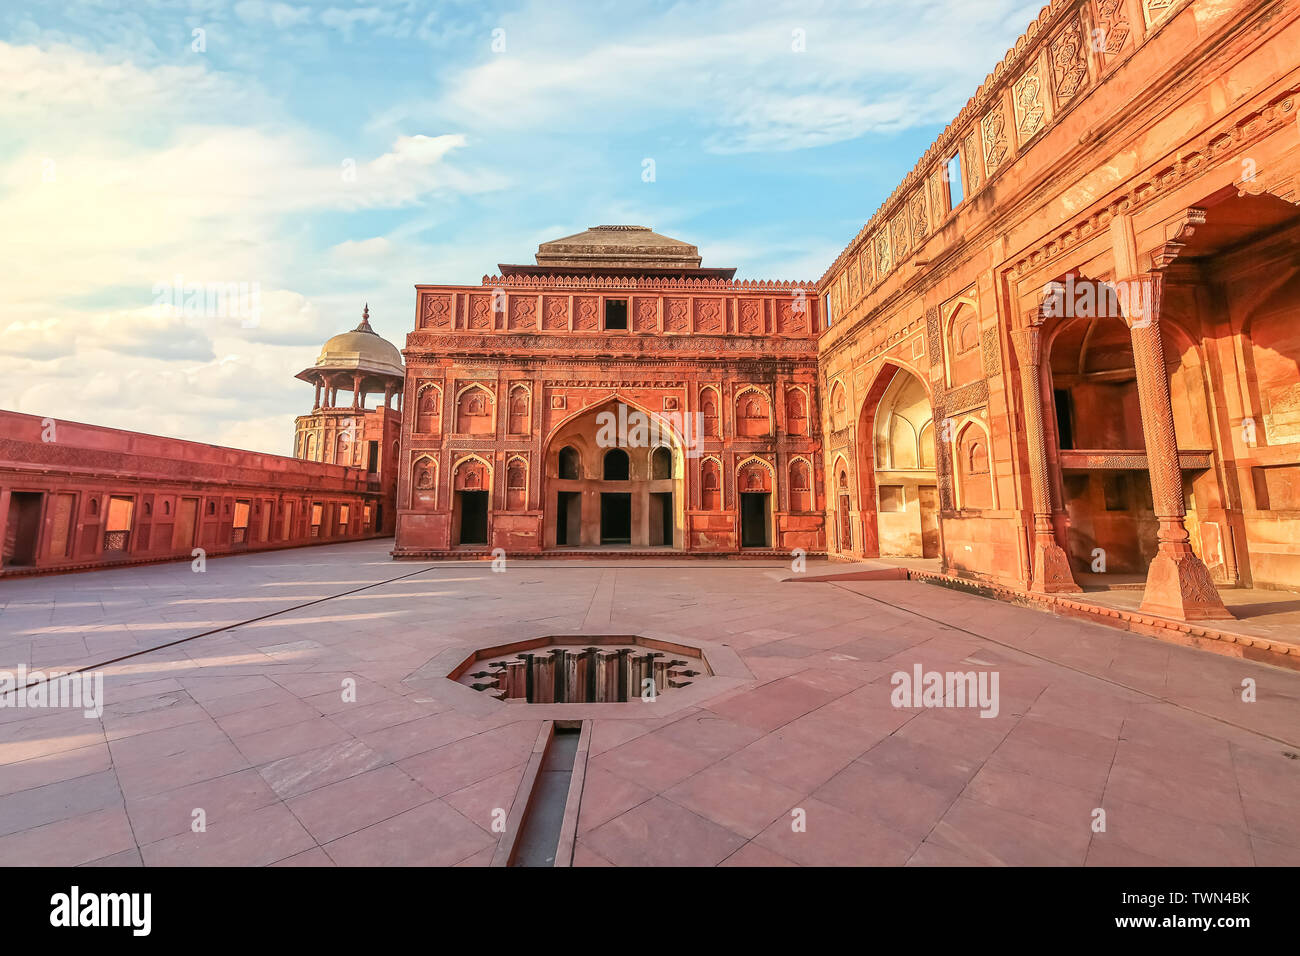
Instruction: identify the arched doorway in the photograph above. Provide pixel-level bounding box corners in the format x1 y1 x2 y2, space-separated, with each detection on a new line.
856 363 940 558
543 397 684 549
451 456 491 546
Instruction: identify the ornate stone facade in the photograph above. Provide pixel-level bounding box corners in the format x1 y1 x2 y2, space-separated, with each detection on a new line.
817 0 1300 616
396 226 825 555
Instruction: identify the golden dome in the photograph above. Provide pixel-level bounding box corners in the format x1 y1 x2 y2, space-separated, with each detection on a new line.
297 305 404 383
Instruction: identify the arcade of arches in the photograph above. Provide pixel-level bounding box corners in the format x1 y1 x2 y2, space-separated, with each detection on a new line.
818 0 1300 622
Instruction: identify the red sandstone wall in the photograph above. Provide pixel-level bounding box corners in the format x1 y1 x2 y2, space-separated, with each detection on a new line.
395 278 826 555
0 410 386 575
817 0 1300 593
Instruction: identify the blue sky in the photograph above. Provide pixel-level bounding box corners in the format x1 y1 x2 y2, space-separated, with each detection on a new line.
1 0 1040 454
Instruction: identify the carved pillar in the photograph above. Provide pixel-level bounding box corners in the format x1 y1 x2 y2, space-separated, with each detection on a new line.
1010 323 1080 593
313 379 322 409
1125 273 1232 620
351 373 363 410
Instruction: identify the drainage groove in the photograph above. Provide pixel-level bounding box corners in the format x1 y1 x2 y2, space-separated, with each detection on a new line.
511 723 584 867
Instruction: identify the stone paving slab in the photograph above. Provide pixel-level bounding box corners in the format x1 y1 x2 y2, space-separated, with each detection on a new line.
0 539 1297 866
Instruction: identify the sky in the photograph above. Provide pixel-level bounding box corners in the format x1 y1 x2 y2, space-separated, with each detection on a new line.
1 0 1042 455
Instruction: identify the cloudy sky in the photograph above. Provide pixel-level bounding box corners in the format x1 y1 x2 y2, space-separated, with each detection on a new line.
1 0 1039 455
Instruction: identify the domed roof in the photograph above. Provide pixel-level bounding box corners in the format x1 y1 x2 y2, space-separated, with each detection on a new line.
297 305 404 382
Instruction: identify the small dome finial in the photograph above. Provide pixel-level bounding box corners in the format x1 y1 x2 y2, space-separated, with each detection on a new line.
355 303 374 334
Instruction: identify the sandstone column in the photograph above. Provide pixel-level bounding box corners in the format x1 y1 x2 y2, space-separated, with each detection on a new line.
1124 272 1232 620
1011 322 1080 593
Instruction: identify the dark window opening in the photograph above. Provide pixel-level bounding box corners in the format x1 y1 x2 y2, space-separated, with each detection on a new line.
604 299 628 330
457 490 489 545
1054 389 1075 450
600 492 631 544
4 492 43 566
1102 474 1129 512
740 492 769 548
556 491 580 546
651 446 671 480
558 446 581 480
603 448 629 480
367 440 379 474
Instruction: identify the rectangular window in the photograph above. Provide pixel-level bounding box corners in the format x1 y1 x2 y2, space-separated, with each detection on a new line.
311 502 323 538
604 299 628 330
104 496 135 552
1102 475 1129 512
232 499 250 543
879 485 906 513
946 153 964 210
367 440 379 474
339 504 350 528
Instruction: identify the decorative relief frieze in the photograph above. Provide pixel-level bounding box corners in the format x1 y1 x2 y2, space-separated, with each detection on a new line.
420 293 452 330
981 327 1002 378
982 104 1009 176
962 127 982 194
1049 14 1089 108
1091 0 1132 63
411 333 818 355
1012 85 1299 277
910 190 929 245
1012 62 1046 144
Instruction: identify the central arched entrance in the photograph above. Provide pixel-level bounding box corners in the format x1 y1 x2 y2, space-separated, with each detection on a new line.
543 397 685 549
856 363 941 558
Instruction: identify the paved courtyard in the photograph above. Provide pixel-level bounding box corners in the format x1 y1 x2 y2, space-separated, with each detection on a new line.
1 540 1297 867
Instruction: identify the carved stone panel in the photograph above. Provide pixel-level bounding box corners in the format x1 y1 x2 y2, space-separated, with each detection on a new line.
982 104 1009 176
1013 62 1046 144
1049 14 1089 108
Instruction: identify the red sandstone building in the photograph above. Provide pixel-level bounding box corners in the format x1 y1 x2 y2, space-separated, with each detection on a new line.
0 311 406 575
817 0 1300 619
393 226 825 556
293 305 405 535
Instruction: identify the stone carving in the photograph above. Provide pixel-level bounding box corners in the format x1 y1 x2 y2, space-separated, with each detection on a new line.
910 190 928 245
469 294 492 330
1143 0 1175 27
739 300 762 334
696 299 722 333
509 296 536 331
665 298 689 332
1013 63 1046 144
634 298 657 332
543 295 568 330
892 215 911 262
963 128 982 194
981 327 1001 378
574 296 599 331
421 294 452 329
1050 15 1089 107
1092 0 1132 62
876 232 892 276
982 105 1008 176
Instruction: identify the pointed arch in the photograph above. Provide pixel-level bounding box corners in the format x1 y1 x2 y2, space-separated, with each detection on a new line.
411 454 438 509
953 417 995 511
700 385 720 437
507 383 531 435
455 383 496 435
735 386 773 438
505 454 528 510
416 382 443 434
451 453 493 492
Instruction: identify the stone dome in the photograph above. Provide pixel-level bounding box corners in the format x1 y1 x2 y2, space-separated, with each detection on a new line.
298 305 404 382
